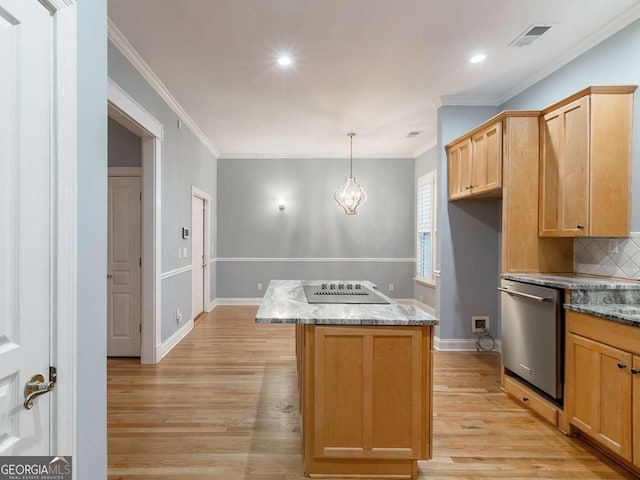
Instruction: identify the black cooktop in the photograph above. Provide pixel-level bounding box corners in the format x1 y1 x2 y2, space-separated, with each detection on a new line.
302 283 390 305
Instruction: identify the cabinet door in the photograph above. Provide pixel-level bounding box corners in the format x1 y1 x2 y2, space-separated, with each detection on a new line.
313 326 425 460
471 122 502 195
633 356 640 467
567 334 632 461
539 97 589 236
447 139 471 200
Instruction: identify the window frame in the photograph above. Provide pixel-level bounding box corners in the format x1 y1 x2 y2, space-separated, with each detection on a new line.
416 171 437 286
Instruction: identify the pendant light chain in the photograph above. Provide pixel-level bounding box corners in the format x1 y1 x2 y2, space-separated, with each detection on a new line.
349 133 354 177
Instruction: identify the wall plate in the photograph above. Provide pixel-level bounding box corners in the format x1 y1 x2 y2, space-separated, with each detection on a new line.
182 227 190 239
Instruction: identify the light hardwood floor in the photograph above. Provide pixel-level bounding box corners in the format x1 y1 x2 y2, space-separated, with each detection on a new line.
108 306 635 479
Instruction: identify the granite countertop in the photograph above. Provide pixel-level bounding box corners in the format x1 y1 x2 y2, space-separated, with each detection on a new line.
501 273 640 290
565 303 640 328
255 280 439 326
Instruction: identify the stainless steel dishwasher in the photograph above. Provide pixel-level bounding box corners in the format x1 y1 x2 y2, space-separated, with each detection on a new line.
499 279 563 401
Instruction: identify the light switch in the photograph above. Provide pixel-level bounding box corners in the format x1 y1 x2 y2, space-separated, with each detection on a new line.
183 247 188 257
178 248 182 259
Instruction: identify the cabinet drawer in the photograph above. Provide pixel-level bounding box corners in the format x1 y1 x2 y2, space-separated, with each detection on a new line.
503 375 558 426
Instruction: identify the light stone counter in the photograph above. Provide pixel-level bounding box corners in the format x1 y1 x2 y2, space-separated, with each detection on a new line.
255 280 439 326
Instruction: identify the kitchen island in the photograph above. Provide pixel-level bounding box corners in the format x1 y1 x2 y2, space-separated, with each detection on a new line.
256 280 439 479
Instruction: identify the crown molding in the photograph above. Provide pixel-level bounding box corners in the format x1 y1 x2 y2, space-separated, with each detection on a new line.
499 2 640 104
413 138 438 158
107 18 220 158
218 152 414 160
439 95 502 106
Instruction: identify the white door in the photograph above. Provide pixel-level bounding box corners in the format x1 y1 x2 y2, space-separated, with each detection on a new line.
107 177 142 356
0 0 53 455
191 196 205 319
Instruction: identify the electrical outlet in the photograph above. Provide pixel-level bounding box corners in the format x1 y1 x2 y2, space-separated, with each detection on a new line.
257 282 263 291
472 316 489 333
176 309 182 323
183 247 188 257
419 295 423 303
388 283 395 292
608 239 619 254
178 248 182 259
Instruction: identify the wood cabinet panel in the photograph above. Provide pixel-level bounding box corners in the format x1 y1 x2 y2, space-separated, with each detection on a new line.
539 87 635 237
567 332 632 461
447 139 471 200
311 326 427 462
471 122 502 195
501 116 573 273
539 97 589 236
634 356 640 466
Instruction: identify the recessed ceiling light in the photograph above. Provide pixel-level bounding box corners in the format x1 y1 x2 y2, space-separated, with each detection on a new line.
470 54 486 64
277 56 292 66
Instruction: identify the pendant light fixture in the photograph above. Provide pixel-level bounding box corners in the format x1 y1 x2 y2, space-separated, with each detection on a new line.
334 133 367 215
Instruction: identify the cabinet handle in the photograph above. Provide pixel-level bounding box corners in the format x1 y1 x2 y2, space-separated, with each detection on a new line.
617 363 627 369
631 368 640 375
576 224 584 229
522 397 529 402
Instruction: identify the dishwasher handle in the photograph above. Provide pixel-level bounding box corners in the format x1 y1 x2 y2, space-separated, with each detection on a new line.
498 287 553 303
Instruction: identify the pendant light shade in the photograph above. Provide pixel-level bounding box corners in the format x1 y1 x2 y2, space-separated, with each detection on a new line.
334 133 367 215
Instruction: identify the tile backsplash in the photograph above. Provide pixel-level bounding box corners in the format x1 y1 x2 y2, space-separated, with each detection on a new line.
574 233 640 280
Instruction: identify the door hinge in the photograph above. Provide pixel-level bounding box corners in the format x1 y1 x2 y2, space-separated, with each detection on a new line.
139 257 142 267
139 324 142 333
50 366 57 385
140 192 142 201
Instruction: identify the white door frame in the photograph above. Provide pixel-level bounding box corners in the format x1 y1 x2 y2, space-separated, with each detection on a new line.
48 0 77 461
191 186 211 317
108 78 164 365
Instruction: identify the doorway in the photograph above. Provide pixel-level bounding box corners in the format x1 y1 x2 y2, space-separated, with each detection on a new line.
191 186 211 320
108 78 164 364
107 173 142 356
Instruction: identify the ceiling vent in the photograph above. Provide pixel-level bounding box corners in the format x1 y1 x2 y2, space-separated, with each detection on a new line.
406 131 422 138
509 24 552 48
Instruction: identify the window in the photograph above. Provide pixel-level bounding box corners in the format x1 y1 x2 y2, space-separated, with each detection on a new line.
417 172 437 284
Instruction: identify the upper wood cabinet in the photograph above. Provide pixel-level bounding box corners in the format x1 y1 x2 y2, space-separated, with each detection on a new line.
447 138 472 200
539 86 636 237
447 122 501 200
471 122 502 196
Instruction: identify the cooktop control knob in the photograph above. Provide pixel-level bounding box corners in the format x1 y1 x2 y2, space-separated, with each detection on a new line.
346 283 353 289
330 283 336 289
355 284 362 290
321 283 327 290
338 284 345 289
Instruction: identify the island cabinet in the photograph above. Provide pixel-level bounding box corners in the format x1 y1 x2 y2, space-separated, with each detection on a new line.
299 324 433 479
565 311 640 472
539 86 636 237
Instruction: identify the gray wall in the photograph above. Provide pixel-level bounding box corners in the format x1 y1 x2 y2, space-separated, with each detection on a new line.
108 41 218 341
76 0 107 477
414 146 438 310
108 117 141 167
502 18 640 231
217 157 415 298
437 106 502 341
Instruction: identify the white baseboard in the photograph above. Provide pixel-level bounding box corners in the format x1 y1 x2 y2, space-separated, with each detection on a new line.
158 319 194 359
207 299 218 312
214 297 262 306
434 336 502 352
402 298 436 316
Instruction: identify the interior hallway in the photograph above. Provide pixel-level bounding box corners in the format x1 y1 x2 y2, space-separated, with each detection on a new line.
107 306 634 479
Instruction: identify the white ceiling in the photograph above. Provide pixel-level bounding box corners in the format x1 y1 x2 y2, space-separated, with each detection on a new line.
108 0 640 158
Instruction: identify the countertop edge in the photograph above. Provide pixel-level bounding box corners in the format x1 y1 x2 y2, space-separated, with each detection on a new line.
564 304 640 328
502 273 640 290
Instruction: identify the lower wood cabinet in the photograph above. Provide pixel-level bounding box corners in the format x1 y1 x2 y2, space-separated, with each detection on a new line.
298 324 433 479
566 311 640 472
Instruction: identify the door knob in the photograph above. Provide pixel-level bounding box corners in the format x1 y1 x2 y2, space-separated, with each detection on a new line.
107 273 113 280
617 363 627 369
24 367 57 410
576 224 584 229
631 368 640 375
